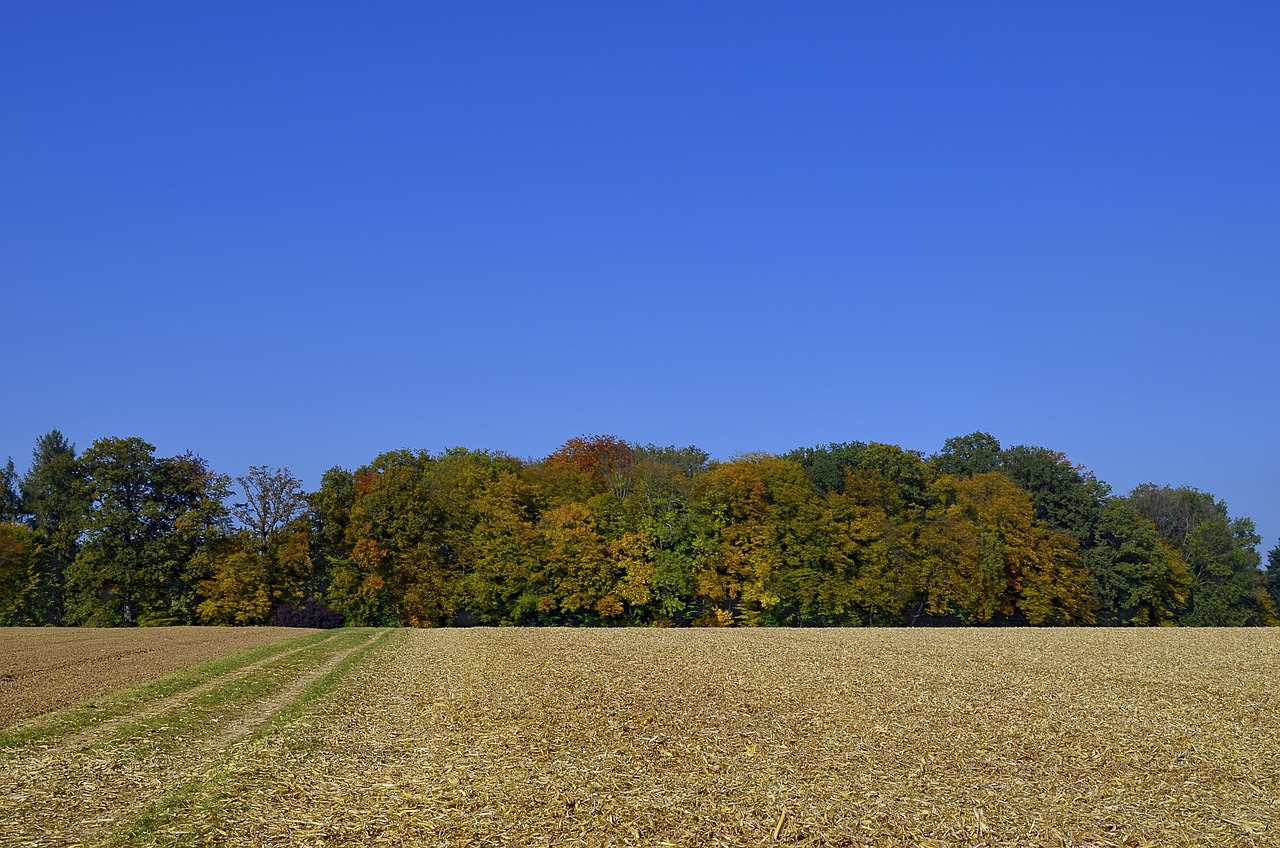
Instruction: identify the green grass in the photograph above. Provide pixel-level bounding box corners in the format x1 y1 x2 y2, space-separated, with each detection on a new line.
83 629 375 753
0 629 337 750
102 628 395 848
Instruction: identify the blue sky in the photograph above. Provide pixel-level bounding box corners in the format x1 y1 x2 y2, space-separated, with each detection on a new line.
3 3 1277 553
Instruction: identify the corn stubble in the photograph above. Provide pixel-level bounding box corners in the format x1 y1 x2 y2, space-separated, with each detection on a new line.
3 628 1278 847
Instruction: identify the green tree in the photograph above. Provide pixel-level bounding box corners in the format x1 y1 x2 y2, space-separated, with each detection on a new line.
464 470 542 624
933 432 1002 479
609 445 711 624
1128 484 1225 549
1084 501 1191 625
785 441 868 496
998 445 1110 542
1268 543 1280 616
19 430 88 623
1179 517 1276 626
308 465 356 614
234 466 308 556
1128 485 1274 626
191 466 316 624
66 438 230 626
1 458 23 522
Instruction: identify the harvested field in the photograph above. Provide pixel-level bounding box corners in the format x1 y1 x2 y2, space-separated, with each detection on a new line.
2 629 1278 847
0 626 319 727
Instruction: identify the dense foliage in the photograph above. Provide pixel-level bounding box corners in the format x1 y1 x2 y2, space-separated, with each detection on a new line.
1 431 1275 627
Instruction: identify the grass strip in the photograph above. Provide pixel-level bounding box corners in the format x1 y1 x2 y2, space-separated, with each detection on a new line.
257 627 394 735
0 629 336 750
87 629 380 752
102 628 393 848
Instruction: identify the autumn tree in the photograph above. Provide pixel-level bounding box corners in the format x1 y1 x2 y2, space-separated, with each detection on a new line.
197 466 315 625
536 501 620 622
916 506 985 622
1019 527 1095 625
331 448 521 625
194 542 274 625
696 455 866 626
919 474 1020 623
0 522 41 624
922 473 1094 625
328 450 433 626
538 435 635 504
831 458 927 625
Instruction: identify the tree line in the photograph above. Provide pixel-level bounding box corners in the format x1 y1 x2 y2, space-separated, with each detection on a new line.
1 431 1277 627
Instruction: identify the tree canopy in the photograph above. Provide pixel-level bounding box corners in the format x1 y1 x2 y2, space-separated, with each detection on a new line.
0 429 1273 628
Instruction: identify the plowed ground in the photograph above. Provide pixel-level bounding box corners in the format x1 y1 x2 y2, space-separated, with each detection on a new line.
1 628 1278 847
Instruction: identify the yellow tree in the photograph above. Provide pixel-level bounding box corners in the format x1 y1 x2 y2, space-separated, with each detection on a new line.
537 501 621 621
195 542 273 625
696 456 781 625
0 523 41 625
196 517 313 626
924 473 1095 625
833 465 924 624
465 471 542 624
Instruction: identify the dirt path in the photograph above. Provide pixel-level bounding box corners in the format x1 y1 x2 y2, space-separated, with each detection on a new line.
0 627 387 848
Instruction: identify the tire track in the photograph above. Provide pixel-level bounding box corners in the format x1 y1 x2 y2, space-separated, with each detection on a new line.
54 631 342 750
0 627 325 729
0 628 385 848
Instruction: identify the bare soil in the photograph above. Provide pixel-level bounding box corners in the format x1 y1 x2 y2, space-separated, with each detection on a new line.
0 626 317 726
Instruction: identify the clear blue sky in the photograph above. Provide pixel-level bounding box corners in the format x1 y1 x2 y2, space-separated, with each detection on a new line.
3 3 1277 554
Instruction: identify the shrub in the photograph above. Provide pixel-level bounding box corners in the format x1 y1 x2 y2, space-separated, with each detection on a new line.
269 598 344 629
